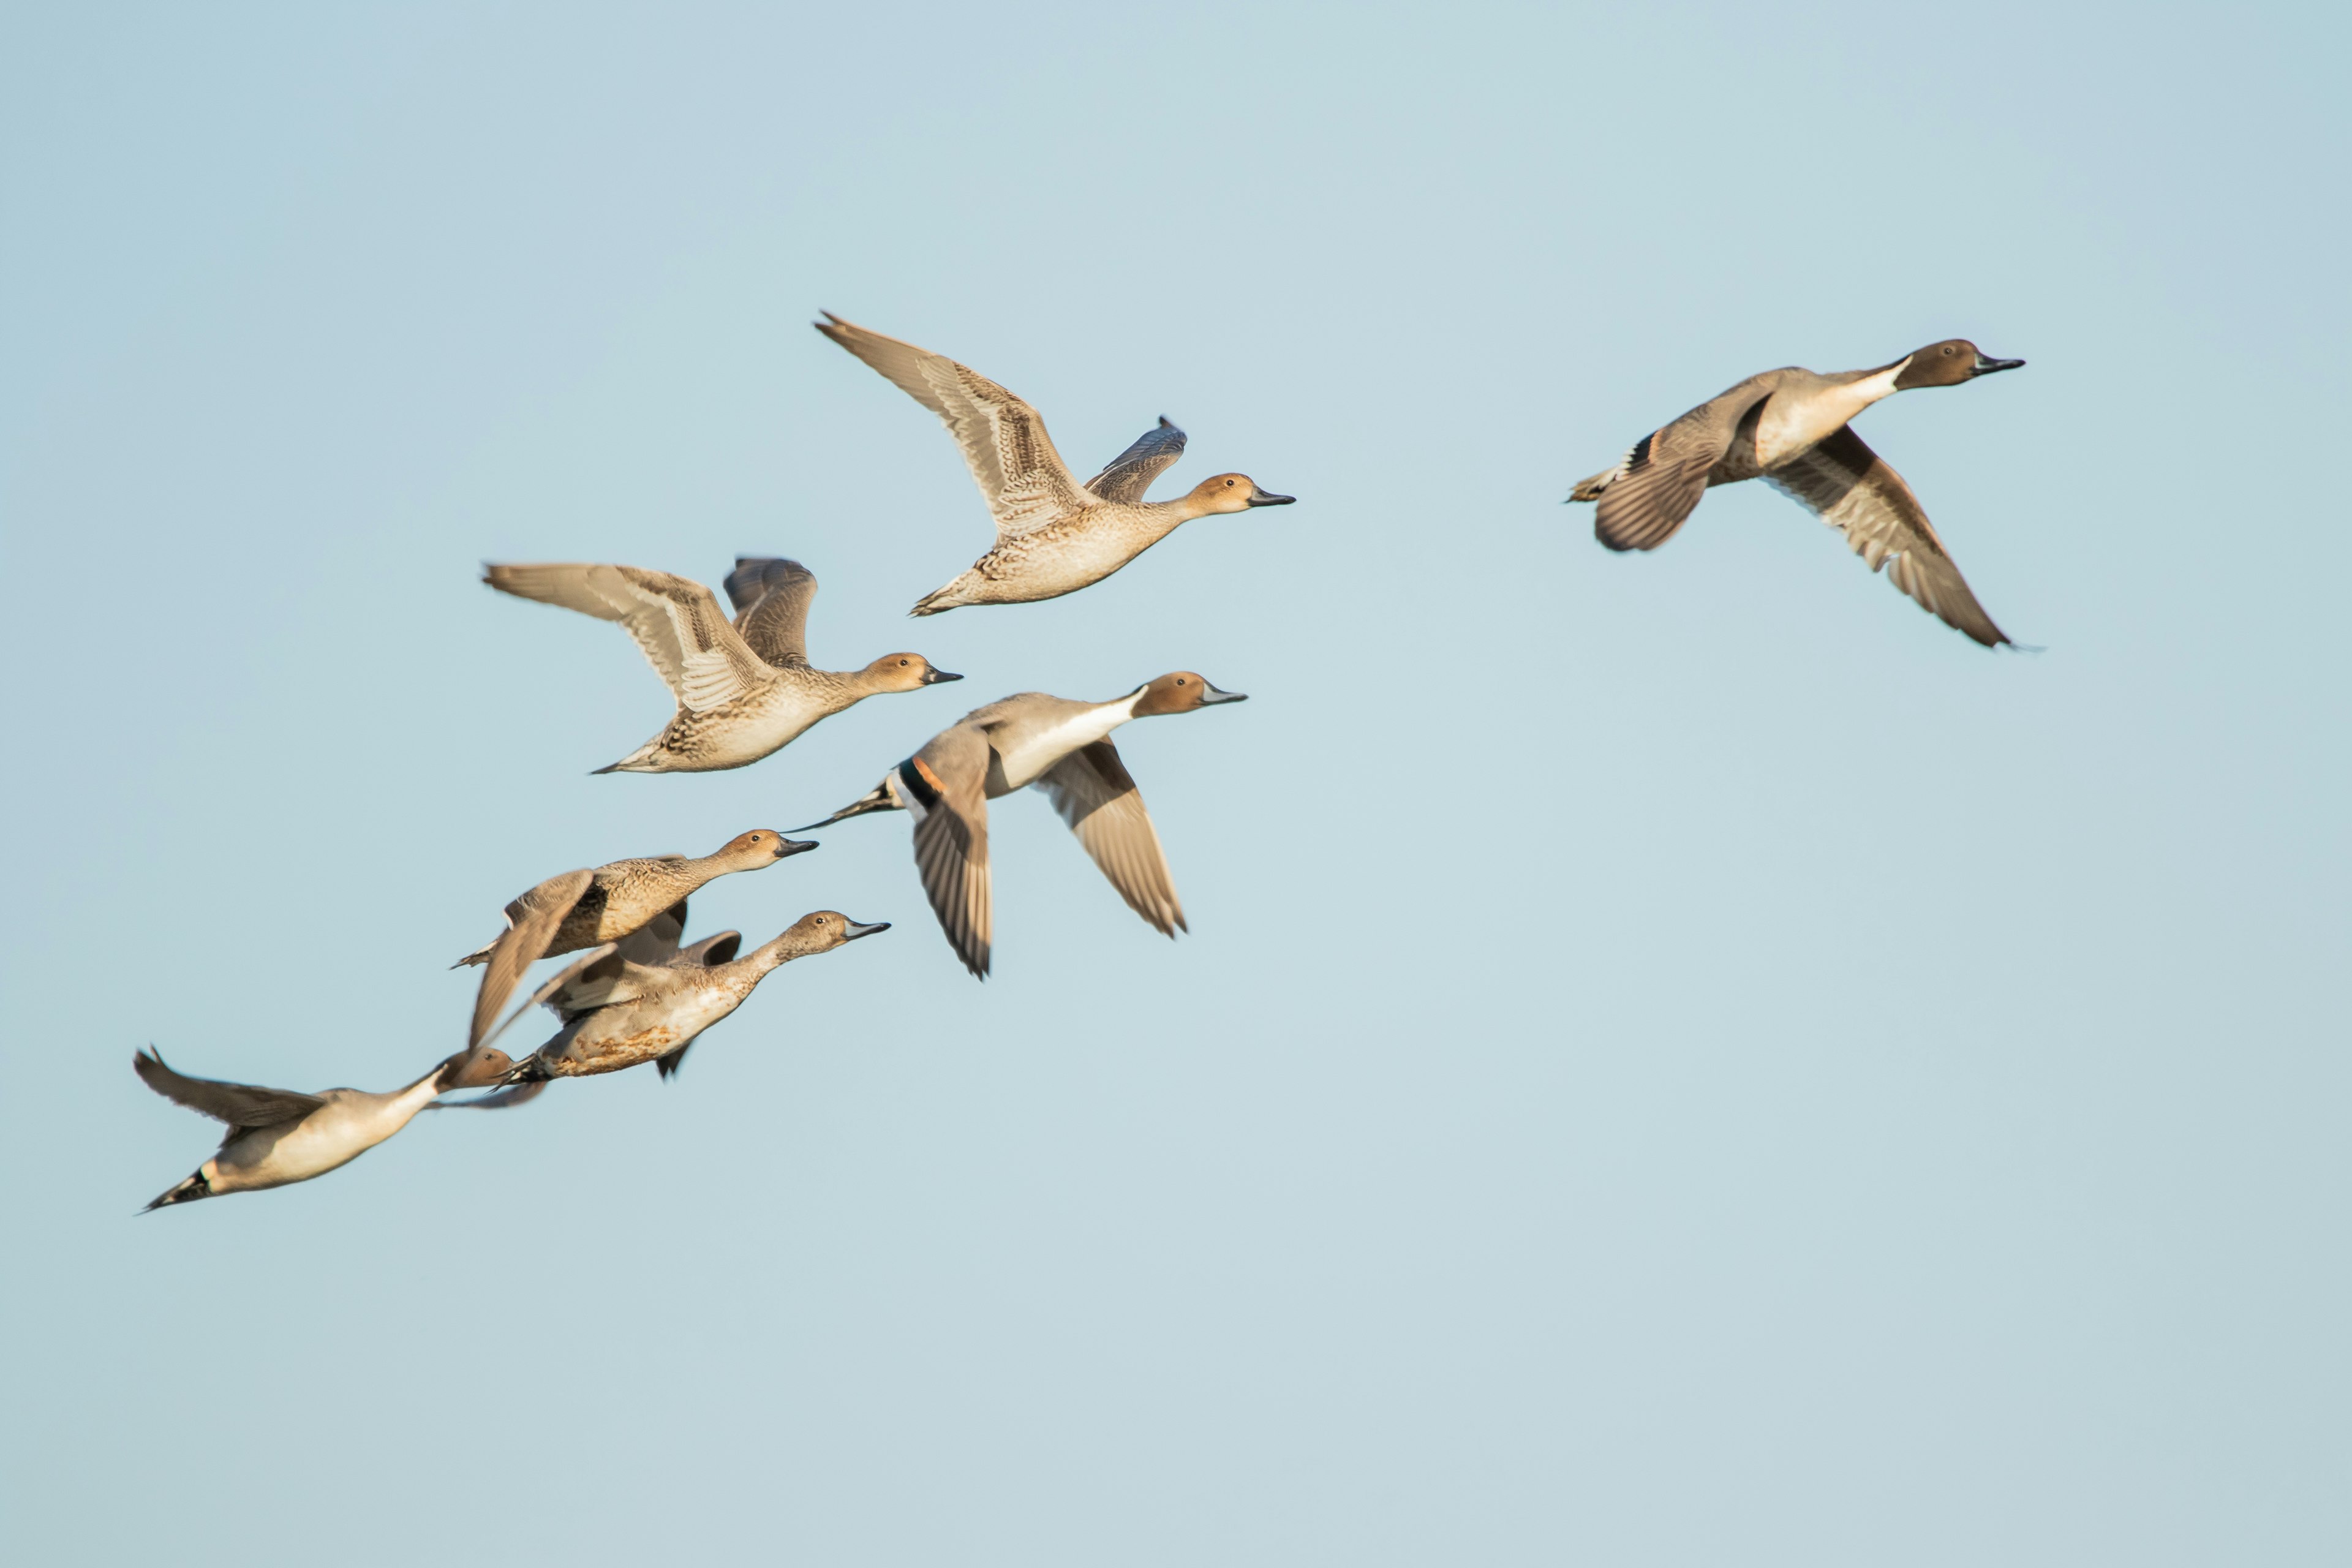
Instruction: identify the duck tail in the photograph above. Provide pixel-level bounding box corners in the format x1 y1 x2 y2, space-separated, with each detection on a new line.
1567 468 1616 504
908 575 975 617
142 1170 213 1213
792 776 902 834
593 733 671 775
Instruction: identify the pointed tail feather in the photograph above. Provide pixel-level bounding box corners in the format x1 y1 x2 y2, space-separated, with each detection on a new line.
143 1170 212 1212
793 777 902 834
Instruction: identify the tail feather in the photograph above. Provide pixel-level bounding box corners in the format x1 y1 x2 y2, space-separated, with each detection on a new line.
1567 469 1616 503
143 1170 212 1212
793 777 903 834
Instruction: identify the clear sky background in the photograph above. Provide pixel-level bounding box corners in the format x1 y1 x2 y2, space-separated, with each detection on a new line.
4 3 2345 1562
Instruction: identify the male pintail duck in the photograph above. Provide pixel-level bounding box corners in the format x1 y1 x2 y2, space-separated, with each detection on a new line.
134 1043 514 1210
798 673 1245 977
814 314 1295 614
484 556 962 772
492 911 889 1086
453 830 813 1050
1568 339 2026 646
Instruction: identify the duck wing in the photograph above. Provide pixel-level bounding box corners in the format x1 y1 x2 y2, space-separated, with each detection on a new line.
1764 426 2011 647
1082 417 1187 504
815 313 1089 540
468 868 595 1050
540 947 674 1023
1581 378 1775 551
484 563 775 713
899 726 994 978
1035 741 1185 938
722 558 816 669
616 899 689 964
134 1049 323 1131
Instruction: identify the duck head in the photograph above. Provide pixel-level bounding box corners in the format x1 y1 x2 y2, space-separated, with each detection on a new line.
1185 473 1295 515
712 829 819 867
1131 671 1249 717
436 1043 519 1092
1893 339 2026 389
761 910 894 963
860 653 964 691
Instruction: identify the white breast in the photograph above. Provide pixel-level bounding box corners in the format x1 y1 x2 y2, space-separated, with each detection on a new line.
991 703 1133 791
1755 361 1907 468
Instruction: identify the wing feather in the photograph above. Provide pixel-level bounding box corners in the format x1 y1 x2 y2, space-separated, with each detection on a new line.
1763 426 2011 647
468 868 595 1050
134 1049 324 1129
1082 418 1188 504
484 563 774 712
722 558 817 668
1035 741 1185 937
816 314 1088 540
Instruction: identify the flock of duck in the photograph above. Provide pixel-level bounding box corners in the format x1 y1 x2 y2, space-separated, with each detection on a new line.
132 316 2027 1210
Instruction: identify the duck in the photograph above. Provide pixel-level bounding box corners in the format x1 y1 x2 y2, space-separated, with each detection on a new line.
492 911 890 1085
483 555 962 771
134 1043 515 1210
1567 339 2026 646
445 901 750 1108
797 673 1246 977
452 829 814 1050
814 314 1295 614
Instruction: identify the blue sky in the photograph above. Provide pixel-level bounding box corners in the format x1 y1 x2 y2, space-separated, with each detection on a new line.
4 3 2346 1563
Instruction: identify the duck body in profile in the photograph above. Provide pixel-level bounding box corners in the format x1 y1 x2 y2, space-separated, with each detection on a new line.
484 555 960 772
799 673 1247 978
1568 339 2025 646
451 829 814 1052
815 314 1294 614
492 911 890 1085
134 1044 514 1210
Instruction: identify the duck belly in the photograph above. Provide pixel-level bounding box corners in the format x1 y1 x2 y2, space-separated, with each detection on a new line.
213 1111 390 1191
652 689 830 771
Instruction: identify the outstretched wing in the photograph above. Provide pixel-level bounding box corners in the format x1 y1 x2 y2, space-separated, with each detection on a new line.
722 558 817 669
1764 426 2011 647
898 726 994 978
484 563 775 712
1082 417 1188 504
1034 741 1185 938
134 1049 323 1130
816 313 1089 540
468 868 594 1050
1583 378 1775 551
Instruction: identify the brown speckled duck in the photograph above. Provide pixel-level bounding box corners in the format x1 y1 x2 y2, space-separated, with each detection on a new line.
484 556 962 772
815 314 1294 614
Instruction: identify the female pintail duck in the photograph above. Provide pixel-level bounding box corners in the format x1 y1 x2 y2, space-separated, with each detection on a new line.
134 1043 514 1210
1568 339 2026 646
453 829 813 1050
798 673 1245 978
814 314 1295 614
492 911 889 1086
484 556 962 772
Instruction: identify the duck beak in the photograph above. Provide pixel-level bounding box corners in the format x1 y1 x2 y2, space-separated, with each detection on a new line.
1198 683 1248 705
842 919 892 941
776 837 821 859
1972 353 2025 375
920 668 964 684
1244 486 1295 507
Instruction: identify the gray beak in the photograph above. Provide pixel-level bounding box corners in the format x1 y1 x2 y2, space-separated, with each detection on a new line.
921 668 964 684
1244 485 1295 507
1199 683 1248 705
776 837 821 858
1973 353 2026 375
843 919 892 941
